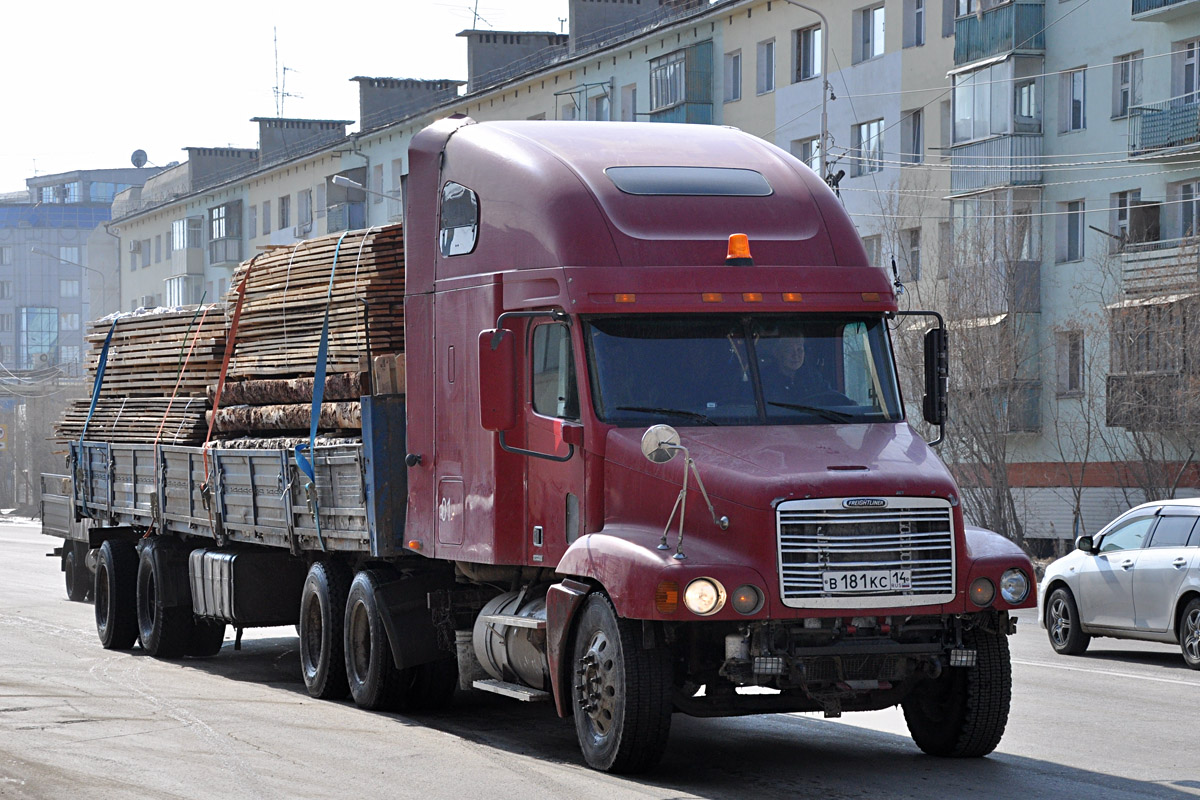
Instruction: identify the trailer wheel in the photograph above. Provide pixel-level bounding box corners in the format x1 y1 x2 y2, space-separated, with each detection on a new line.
345 569 412 711
902 625 1012 758
188 619 227 658
299 560 351 699
95 540 139 650
136 540 194 659
571 593 672 773
64 542 91 603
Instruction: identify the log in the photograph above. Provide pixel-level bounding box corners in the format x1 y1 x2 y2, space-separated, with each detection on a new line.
207 401 362 433
210 373 366 406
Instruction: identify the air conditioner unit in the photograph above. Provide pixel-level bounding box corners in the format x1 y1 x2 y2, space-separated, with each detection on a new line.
128 240 142 253
293 223 312 238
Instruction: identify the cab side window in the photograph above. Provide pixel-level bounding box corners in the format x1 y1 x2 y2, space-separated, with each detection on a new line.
532 322 579 420
1099 516 1155 552
1147 515 1198 548
439 182 478 256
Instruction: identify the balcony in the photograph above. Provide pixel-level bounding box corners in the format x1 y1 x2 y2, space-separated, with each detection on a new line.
1120 237 1200 295
649 102 713 124
327 202 365 233
1129 98 1200 159
950 135 1043 194
1132 0 1200 20
208 237 242 267
954 1 1045 67
1107 373 1200 428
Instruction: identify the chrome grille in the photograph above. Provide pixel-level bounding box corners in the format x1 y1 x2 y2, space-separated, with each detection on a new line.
777 498 955 608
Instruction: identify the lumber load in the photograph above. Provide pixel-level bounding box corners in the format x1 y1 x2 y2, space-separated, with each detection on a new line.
84 306 226 399
54 397 208 444
209 435 362 450
207 402 362 434
225 225 405 379
211 373 366 406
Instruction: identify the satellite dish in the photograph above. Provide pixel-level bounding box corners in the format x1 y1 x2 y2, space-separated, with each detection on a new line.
131 149 148 168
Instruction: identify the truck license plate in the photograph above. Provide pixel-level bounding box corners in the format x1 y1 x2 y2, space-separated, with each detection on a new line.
822 570 912 593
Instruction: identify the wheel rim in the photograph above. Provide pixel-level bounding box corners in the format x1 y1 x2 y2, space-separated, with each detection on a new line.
301 594 323 677
1183 608 1200 663
576 629 617 740
95 561 110 629
347 601 372 684
65 552 76 591
1049 595 1072 648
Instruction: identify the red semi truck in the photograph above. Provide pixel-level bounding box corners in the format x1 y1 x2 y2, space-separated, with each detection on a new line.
43 118 1035 773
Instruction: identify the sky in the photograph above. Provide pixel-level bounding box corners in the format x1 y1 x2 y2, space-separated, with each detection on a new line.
0 0 568 192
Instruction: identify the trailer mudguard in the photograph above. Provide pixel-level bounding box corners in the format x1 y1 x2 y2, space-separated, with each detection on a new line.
374 571 457 670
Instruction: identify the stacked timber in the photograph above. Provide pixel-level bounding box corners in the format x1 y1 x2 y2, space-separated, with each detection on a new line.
225 225 405 379
206 372 366 435
53 307 225 444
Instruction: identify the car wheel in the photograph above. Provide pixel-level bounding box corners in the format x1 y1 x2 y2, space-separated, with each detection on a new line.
1046 587 1090 656
1179 598 1200 670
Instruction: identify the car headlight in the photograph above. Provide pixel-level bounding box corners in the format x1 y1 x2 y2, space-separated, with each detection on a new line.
970 577 995 607
684 578 727 616
1000 569 1030 604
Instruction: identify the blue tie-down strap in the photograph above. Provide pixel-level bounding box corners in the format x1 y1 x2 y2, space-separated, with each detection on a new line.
76 319 117 518
293 231 348 552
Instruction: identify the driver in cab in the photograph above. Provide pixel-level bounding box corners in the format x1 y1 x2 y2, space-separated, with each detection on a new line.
758 331 832 399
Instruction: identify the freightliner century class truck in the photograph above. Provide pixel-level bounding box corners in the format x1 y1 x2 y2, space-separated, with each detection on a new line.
42 117 1036 773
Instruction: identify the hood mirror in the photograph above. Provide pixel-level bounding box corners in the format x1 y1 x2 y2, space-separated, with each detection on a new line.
641 424 681 464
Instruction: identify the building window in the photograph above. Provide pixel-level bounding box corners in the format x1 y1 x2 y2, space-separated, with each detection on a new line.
278 195 291 230
1056 331 1084 395
791 136 821 172
210 203 242 241
904 0 925 48
389 159 404 220
298 189 313 227
60 345 81 363
901 228 921 281
956 0 974 16
851 118 884 176
60 279 80 298
756 39 775 95
1113 189 1141 251
590 92 611 121
0 282 12 299
954 62 1010 142
1058 200 1085 262
58 246 80 264
140 240 151 269
862 235 882 267
1061 67 1086 133
248 205 257 240
1177 39 1200 105
560 102 578 121
171 218 202 250
724 51 742 102
1015 79 1038 122
649 49 686 111
1113 52 1142 118
901 109 923 164
154 235 162 263
794 26 821 82
60 312 80 331
1177 180 1200 238
0 314 11 332
856 5 885 64
0 246 10 266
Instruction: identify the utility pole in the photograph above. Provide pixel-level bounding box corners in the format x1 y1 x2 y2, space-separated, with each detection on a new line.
782 1 832 183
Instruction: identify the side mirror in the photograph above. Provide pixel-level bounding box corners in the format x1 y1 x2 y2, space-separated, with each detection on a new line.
478 329 518 432
922 326 948 426
1075 535 1096 554
641 424 681 464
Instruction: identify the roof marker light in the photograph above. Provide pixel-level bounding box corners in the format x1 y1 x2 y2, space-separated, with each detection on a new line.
742 292 763 303
702 292 724 303
783 292 804 303
615 293 637 303
726 233 754 266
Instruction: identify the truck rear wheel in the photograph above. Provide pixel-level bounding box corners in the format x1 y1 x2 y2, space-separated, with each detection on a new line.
136 539 194 659
188 619 227 657
95 540 139 650
571 594 672 773
299 560 351 699
345 569 412 711
902 625 1012 758
64 541 90 602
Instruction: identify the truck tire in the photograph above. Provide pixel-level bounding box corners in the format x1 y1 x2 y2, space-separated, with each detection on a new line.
571 593 672 773
136 539 194 659
345 569 412 711
188 619 227 658
300 560 351 699
902 625 1012 758
1046 586 1091 655
95 540 139 650
64 541 90 602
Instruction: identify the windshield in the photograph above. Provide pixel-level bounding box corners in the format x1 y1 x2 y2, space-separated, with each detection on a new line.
585 315 903 426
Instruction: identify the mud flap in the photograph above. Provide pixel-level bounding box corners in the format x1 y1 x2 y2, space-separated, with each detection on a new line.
374 572 456 670
545 578 593 717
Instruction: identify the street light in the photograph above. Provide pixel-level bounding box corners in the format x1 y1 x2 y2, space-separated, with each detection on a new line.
331 174 400 202
29 247 109 317
782 0 832 184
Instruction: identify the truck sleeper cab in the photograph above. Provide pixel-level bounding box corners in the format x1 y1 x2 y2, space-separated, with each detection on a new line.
43 118 1035 775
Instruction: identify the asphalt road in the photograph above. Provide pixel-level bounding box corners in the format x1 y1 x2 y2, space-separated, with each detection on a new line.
2 520 1197 799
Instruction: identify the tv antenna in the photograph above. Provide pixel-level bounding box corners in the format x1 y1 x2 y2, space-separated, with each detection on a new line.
558 17 568 32
273 28 303 117
470 0 493 29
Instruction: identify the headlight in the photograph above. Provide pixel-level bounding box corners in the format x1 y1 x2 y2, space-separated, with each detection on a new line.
970 577 995 607
684 578 727 616
731 584 764 615
1000 569 1030 604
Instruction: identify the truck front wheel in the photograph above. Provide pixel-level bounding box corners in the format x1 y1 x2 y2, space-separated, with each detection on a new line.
571 594 672 773
95 540 138 650
299 561 351 699
902 625 1012 758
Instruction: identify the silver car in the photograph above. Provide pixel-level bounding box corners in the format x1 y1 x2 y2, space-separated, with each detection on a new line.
1038 498 1200 669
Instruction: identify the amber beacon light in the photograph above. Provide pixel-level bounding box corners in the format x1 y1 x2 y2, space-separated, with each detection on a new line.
726 233 754 266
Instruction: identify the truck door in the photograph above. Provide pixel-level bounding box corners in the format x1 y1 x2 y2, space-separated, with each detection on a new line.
525 320 584 566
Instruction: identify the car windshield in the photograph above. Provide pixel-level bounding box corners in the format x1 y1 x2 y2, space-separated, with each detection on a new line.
584 314 903 426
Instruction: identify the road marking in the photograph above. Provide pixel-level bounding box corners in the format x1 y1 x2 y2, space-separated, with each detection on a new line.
1013 658 1200 688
